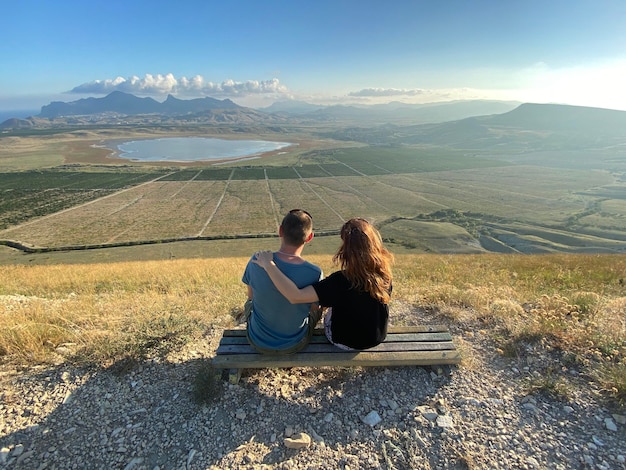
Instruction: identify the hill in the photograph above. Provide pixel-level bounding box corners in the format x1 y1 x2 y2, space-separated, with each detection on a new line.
323 103 626 150
486 102 626 134
0 117 35 129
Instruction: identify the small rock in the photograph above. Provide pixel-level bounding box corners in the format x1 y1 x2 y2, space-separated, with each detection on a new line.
123 457 144 470
486 398 503 406
604 418 618 432
0 448 9 464
436 415 454 429
562 406 574 414
592 436 605 447
11 444 24 458
16 451 34 464
417 406 439 421
285 425 294 437
526 456 541 468
284 432 311 449
522 403 539 413
612 414 626 425
362 410 382 427
187 449 197 467
308 427 324 442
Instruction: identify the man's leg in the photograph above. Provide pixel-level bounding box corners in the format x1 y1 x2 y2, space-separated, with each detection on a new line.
245 302 323 355
266 304 324 355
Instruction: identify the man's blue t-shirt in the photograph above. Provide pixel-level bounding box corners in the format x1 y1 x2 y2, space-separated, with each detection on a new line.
242 254 322 351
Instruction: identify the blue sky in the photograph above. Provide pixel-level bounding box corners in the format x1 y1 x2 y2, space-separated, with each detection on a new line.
1 0 625 112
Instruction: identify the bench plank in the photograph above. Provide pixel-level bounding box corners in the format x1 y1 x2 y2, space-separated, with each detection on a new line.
217 331 453 347
217 340 456 355
212 350 460 368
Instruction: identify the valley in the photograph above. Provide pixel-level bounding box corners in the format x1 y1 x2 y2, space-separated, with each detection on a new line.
1 100 626 263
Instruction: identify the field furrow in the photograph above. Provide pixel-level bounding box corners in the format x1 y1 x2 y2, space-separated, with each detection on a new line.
334 175 448 216
199 180 277 236
302 177 387 222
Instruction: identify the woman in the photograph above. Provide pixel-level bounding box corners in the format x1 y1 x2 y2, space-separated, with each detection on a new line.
253 217 393 350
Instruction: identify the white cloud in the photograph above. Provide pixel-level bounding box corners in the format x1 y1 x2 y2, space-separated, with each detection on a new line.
349 88 426 97
342 87 496 105
69 74 290 98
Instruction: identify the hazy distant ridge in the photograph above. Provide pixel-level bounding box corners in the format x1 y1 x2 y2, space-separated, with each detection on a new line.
264 99 521 124
320 102 626 150
485 103 626 134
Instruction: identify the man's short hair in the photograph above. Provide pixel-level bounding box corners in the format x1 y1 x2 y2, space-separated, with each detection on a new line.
281 209 313 246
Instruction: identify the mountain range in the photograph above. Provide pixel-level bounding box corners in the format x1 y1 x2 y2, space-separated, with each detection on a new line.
3 91 521 125
38 91 241 118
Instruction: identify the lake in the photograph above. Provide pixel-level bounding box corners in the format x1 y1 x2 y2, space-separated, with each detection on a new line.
110 137 293 162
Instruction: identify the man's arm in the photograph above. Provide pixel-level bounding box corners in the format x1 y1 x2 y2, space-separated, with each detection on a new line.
253 251 319 304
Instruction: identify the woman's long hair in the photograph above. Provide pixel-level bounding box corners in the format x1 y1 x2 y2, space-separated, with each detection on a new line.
333 218 394 303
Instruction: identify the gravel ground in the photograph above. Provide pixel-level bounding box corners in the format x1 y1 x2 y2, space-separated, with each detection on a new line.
1 301 625 469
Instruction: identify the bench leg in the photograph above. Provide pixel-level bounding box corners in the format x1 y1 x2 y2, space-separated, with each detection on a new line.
228 368 242 384
430 364 454 377
213 367 224 381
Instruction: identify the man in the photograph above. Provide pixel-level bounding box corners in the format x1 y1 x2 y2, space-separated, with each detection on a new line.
242 209 323 354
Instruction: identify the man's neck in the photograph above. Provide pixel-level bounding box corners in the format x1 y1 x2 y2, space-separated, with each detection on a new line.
276 244 305 262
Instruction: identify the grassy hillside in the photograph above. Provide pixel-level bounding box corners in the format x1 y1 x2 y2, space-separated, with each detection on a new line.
1 253 624 405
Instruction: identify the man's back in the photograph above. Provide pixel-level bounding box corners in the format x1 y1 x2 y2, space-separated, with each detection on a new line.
242 254 322 352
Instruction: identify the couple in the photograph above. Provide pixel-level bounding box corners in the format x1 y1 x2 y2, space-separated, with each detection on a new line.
242 209 393 354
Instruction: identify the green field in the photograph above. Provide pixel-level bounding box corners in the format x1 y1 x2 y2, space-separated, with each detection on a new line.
1 131 626 259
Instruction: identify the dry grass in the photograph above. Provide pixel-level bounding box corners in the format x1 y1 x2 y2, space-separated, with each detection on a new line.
0 258 246 365
1 253 625 404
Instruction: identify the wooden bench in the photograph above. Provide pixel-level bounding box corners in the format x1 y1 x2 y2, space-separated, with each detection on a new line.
212 325 461 383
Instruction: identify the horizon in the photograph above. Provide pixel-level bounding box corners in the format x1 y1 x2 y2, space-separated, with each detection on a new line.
4 93 626 124
1 1 625 113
